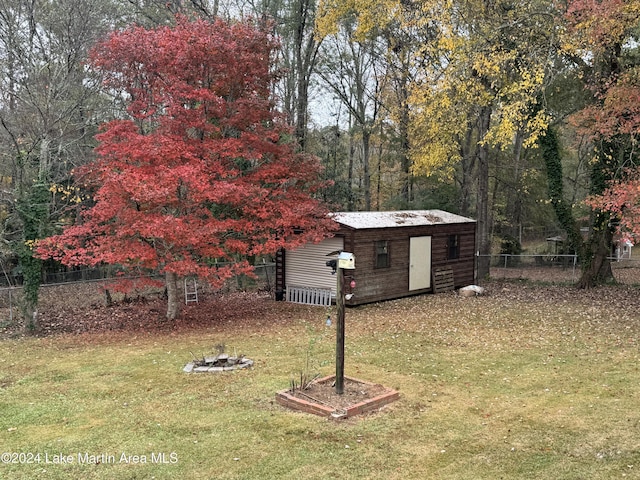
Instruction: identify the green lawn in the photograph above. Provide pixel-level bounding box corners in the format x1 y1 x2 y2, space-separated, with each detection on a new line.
1 283 640 479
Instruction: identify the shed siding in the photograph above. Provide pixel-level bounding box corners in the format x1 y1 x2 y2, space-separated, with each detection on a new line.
284 237 344 296
341 223 476 305
430 224 476 287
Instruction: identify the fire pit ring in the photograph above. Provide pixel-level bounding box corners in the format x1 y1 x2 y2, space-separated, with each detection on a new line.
183 353 254 373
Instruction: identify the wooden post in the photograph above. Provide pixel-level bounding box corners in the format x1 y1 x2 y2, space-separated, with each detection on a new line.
335 266 345 394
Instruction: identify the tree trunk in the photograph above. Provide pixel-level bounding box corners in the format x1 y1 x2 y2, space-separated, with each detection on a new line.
398 79 412 207
542 125 614 288
506 129 525 239
19 181 49 332
165 271 180 320
362 128 371 210
293 0 319 151
578 212 614 288
347 115 355 210
20 253 42 331
457 125 476 217
475 106 492 280
576 135 617 287
39 137 50 181
573 38 620 288
375 136 382 210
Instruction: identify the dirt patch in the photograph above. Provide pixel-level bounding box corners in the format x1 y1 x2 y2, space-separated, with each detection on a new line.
277 376 399 419
292 377 390 410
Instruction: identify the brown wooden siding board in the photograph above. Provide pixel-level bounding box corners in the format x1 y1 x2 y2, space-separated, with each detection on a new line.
354 266 409 302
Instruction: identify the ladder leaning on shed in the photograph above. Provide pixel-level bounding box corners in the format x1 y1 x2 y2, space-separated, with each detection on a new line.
286 285 332 306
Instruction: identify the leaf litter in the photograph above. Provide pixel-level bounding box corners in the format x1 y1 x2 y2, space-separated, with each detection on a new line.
2 280 639 360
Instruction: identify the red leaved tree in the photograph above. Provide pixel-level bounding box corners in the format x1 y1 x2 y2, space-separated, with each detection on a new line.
582 67 640 242
36 17 336 319
562 0 640 285
588 171 640 241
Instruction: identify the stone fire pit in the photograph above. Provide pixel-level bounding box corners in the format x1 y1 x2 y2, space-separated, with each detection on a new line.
183 353 254 373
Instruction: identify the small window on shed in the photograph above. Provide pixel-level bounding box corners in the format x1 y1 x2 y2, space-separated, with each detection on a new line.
448 234 460 260
375 240 390 268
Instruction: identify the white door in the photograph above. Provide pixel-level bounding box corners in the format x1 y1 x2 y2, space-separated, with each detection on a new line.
409 236 432 291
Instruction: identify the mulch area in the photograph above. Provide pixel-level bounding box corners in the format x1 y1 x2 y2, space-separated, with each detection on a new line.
0 282 297 338
288 376 392 412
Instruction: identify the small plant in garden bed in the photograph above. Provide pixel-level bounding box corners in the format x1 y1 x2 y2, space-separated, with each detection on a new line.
277 375 399 419
289 370 321 394
288 321 331 393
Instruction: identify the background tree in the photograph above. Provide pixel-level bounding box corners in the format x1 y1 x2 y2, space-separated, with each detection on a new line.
306 123 353 209
0 0 121 328
318 0 560 279
316 0 427 210
122 0 218 25
560 0 640 287
243 0 323 150
317 18 386 210
36 17 335 320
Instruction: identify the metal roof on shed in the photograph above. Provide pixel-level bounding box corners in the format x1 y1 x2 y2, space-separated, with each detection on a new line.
330 210 476 229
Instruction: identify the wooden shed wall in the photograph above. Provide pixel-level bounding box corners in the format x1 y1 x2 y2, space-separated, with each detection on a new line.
341 222 476 305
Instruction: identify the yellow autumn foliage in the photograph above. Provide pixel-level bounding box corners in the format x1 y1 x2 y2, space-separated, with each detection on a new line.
318 0 555 176
317 0 400 39
49 183 84 204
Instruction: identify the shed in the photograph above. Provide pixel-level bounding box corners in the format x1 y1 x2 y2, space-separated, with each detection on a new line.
614 238 633 261
276 210 476 306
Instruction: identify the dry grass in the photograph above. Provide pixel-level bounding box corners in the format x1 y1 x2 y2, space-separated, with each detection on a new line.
1 281 640 479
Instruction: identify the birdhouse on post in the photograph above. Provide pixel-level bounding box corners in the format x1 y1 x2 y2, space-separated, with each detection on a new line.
337 251 355 270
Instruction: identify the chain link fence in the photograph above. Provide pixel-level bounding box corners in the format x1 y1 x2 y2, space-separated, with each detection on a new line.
483 254 640 285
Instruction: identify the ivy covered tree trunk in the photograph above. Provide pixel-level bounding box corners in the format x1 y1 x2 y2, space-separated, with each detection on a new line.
541 127 585 258
541 125 614 288
18 252 42 330
578 139 616 288
17 181 50 330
